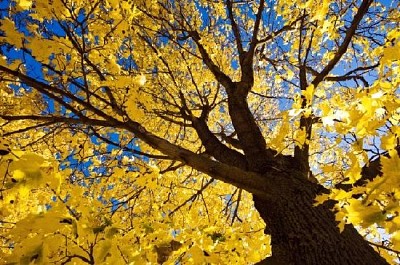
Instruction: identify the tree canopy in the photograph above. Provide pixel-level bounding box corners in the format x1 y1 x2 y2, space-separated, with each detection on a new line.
0 0 399 264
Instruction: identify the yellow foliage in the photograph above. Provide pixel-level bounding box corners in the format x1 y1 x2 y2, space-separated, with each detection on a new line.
0 0 399 263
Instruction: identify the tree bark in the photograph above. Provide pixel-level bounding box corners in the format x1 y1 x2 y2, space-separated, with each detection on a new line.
253 170 389 265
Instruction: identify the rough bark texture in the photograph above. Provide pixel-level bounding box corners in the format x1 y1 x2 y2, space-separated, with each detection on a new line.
253 170 388 265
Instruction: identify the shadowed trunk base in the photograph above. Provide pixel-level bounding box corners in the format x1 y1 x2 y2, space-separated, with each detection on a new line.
253 182 388 265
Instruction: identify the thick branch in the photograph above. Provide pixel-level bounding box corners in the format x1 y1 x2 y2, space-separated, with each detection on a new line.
337 147 400 191
226 0 244 55
188 31 233 89
191 117 248 169
121 120 276 198
237 0 266 87
1 112 275 198
188 31 273 170
226 83 277 171
293 64 312 173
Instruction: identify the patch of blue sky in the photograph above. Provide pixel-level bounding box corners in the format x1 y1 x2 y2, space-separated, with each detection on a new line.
43 19 67 38
196 3 210 31
118 53 138 71
105 132 120 152
110 197 127 212
0 0 12 13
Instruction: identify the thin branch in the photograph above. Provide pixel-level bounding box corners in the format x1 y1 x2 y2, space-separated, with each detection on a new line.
311 0 373 87
369 241 400 255
249 0 265 53
226 0 244 55
168 178 214 216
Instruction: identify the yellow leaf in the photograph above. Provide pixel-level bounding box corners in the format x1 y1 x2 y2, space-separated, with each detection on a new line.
294 128 307 147
302 84 314 105
335 211 346 233
17 0 32 8
314 193 330 206
0 19 24 48
313 0 329 21
345 199 384 228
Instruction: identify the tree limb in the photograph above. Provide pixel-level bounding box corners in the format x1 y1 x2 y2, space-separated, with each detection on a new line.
311 0 373 87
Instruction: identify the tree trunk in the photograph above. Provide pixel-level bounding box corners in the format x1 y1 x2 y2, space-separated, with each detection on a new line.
253 174 389 265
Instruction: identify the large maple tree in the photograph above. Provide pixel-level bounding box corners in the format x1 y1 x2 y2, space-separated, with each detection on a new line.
0 0 400 264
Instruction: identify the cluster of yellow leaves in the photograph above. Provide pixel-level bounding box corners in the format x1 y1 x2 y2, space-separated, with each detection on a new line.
315 154 400 260
0 150 62 262
0 143 270 264
0 0 399 263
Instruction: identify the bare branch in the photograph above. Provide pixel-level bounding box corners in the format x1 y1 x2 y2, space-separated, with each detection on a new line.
226 0 244 55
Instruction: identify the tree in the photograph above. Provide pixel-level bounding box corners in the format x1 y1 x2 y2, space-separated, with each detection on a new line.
0 0 399 263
